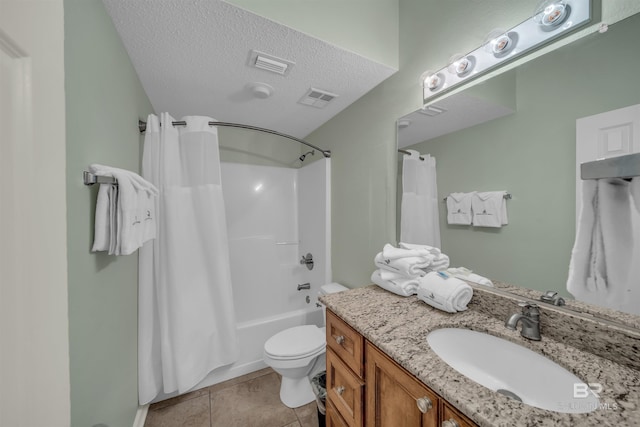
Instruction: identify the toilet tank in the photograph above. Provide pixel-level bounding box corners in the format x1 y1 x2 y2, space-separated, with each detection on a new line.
318 282 348 325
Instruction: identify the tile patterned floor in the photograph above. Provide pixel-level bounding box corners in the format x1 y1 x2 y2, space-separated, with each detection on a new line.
144 368 320 427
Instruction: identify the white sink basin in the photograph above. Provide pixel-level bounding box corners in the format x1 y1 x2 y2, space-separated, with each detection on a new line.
426 328 599 413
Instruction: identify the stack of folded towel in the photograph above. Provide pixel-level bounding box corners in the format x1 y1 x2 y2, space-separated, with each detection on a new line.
371 242 450 296
90 164 159 255
416 271 473 313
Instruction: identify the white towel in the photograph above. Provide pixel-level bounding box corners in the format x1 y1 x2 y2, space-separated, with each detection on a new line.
446 267 494 287
374 252 429 278
471 191 508 228
382 243 430 259
371 269 419 297
398 242 441 256
416 272 473 313
89 164 158 255
92 184 112 252
567 179 638 314
446 192 474 225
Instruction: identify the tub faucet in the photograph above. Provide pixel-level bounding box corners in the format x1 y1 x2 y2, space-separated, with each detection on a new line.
505 302 541 341
297 282 311 291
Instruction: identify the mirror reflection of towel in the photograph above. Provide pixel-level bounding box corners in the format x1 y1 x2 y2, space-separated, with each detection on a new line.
471 191 508 228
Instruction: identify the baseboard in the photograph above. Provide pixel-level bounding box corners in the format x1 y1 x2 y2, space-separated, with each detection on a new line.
132 404 149 427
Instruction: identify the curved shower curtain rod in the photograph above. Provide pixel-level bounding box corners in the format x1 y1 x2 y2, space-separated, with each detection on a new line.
138 119 331 158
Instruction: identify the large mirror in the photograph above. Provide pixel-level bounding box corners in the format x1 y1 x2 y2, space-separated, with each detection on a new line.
396 11 640 320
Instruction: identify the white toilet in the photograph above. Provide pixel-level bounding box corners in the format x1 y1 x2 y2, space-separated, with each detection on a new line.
263 282 348 408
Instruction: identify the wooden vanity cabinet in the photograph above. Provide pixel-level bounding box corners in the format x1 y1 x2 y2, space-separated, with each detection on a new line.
366 342 438 427
326 309 477 427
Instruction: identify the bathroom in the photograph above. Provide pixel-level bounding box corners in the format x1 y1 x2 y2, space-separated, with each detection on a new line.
2 0 640 426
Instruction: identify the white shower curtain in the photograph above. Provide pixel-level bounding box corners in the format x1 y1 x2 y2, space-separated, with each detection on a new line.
400 150 441 248
138 113 238 404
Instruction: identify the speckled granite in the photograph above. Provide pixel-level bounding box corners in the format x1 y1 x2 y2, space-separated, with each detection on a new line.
469 284 640 371
320 285 640 427
491 281 640 330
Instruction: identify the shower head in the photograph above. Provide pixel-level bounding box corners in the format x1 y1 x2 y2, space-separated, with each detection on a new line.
299 150 315 162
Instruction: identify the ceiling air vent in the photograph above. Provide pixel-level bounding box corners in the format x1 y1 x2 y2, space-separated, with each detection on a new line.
298 88 339 109
248 50 295 76
418 105 447 117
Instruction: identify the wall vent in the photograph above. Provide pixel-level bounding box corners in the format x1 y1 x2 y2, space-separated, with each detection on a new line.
248 50 295 76
298 88 339 109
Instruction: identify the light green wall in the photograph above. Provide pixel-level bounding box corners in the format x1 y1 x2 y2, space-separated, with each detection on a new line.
226 0 399 68
410 14 640 297
307 0 640 289
219 128 304 168
65 1 154 426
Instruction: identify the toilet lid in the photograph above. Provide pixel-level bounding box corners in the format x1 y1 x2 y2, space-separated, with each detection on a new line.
264 325 325 359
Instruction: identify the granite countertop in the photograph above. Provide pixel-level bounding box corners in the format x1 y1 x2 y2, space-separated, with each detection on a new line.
320 285 640 427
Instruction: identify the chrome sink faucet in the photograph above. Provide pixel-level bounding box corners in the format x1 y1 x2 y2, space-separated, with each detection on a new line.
505 302 541 341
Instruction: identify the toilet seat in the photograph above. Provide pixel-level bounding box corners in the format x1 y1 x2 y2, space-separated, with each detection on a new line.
264 325 325 360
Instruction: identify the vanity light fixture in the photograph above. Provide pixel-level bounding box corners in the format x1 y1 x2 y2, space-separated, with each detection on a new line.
423 0 592 103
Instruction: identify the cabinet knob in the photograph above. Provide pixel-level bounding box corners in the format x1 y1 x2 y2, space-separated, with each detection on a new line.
335 335 345 345
336 385 345 395
442 419 460 427
416 396 433 413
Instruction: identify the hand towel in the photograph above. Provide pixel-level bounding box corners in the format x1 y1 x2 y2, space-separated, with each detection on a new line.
371 269 419 297
446 192 474 225
374 252 429 278
567 179 639 314
92 184 112 252
382 243 430 259
471 191 508 228
416 272 473 313
89 164 158 255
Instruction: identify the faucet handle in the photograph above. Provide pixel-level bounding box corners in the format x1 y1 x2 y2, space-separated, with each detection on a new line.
517 301 540 314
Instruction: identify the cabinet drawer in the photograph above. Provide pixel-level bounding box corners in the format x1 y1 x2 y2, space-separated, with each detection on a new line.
326 399 350 427
326 310 364 378
441 402 477 427
327 348 364 427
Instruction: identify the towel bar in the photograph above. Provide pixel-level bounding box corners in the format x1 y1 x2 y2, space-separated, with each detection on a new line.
442 192 511 202
83 171 117 186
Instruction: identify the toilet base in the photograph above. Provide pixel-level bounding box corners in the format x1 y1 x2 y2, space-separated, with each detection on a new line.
279 375 316 408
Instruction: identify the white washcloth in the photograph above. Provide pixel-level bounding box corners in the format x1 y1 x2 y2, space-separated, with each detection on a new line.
92 184 112 252
382 243 430 259
446 192 474 225
471 191 508 228
567 179 638 313
371 269 419 297
374 252 429 278
89 164 158 255
417 272 473 313
446 267 494 287
398 242 441 256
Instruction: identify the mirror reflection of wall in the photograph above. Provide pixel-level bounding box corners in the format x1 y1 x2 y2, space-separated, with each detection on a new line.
396 12 640 307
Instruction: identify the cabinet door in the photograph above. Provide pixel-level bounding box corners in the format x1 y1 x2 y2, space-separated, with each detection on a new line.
326 310 364 378
327 399 350 427
441 402 476 427
365 342 439 427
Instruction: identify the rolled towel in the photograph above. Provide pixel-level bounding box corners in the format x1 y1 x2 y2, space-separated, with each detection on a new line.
382 243 430 259
371 270 419 297
416 272 473 313
374 252 429 278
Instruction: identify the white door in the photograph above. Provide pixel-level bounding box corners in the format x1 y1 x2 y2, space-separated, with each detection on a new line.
0 3 70 426
576 104 640 222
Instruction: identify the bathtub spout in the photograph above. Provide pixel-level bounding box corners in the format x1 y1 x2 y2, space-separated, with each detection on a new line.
297 283 311 291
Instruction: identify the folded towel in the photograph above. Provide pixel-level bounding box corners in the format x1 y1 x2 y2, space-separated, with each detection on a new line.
371 269 419 297
89 164 158 255
446 192 474 225
398 242 441 256
374 252 429 278
471 191 508 228
416 272 473 313
382 243 430 259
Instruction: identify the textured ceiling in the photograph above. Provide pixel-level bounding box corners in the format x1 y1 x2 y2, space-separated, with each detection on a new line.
101 0 397 138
